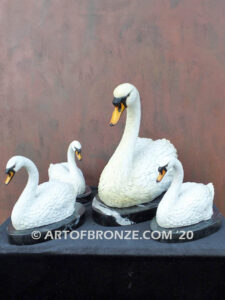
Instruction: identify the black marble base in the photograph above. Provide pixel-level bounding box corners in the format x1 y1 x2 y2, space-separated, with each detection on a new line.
7 202 86 245
92 193 164 226
76 185 92 203
149 207 223 243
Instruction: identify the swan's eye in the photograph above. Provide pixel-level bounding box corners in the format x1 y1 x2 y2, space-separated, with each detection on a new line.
5 164 16 173
158 166 167 174
112 95 128 108
121 96 127 108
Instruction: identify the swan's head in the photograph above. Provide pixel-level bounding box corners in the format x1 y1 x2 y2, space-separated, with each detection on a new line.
156 157 178 182
70 140 82 161
5 156 24 185
156 157 171 183
110 83 139 126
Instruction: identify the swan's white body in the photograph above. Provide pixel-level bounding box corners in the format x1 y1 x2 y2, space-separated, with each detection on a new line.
7 156 76 230
48 141 86 195
156 158 214 228
98 83 177 207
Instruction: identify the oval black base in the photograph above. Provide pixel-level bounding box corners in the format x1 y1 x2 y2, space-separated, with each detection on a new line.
7 202 86 245
76 185 92 204
92 193 165 226
149 207 223 243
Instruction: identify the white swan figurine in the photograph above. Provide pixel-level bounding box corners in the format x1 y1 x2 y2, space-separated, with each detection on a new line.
98 83 177 208
48 140 86 195
155 157 214 228
5 156 76 230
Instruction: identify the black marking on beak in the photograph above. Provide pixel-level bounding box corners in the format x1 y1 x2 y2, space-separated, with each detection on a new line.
158 165 168 174
112 93 130 109
5 168 16 185
5 165 15 174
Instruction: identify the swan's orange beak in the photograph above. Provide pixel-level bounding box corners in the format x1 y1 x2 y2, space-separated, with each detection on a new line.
5 170 15 185
110 104 126 126
76 151 82 161
156 169 166 182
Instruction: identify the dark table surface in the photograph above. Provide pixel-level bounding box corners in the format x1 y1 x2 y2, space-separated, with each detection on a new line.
1 195 225 300
0 200 224 257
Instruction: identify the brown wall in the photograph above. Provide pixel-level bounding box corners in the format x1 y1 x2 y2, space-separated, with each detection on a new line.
0 0 224 222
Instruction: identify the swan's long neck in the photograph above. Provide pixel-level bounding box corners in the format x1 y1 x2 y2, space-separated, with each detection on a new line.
159 159 184 210
14 158 39 210
67 145 79 176
110 93 141 174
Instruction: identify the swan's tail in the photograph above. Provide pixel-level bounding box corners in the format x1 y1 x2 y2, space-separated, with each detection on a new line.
207 183 214 200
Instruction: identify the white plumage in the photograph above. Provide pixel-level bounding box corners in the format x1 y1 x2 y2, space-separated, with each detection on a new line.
156 158 214 228
98 83 177 207
5 156 76 230
48 140 86 195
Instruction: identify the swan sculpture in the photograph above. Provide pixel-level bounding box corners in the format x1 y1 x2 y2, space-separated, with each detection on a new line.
48 140 86 195
155 157 214 228
5 156 76 230
98 83 177 208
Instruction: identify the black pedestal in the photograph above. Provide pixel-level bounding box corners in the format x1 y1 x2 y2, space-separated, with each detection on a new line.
149 207 223 243
92 193 164 226
76 185 92 203
7 202 86 245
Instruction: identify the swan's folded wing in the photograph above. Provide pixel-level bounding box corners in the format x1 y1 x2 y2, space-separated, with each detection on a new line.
133 137 153 155
48 162 69 180
133 138 177 179
34 181 76 223
176 183 214 223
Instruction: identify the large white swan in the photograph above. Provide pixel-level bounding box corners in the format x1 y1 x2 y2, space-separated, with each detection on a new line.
5 156 76 230
98 83 177 207
155 157 214 228
48 140 86 195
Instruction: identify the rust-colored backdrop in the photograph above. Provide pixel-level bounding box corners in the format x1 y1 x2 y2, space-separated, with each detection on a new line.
0 0 224 222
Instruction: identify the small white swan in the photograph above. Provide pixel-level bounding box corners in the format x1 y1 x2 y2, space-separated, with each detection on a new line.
98 83 177 208
5 156 76 230
48 140 86 195
155 157 214 228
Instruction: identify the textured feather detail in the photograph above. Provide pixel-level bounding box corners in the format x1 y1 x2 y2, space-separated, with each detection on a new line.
99 137 177 207
207 183 214 199
48 162 85 195
98 83 178 207
11 180 76 230
156 182 214 228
